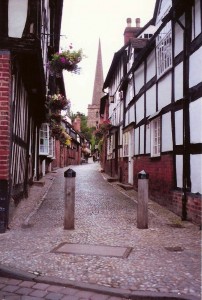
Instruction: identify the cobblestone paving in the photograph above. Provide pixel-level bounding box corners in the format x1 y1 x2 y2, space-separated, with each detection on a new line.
0 161 201 299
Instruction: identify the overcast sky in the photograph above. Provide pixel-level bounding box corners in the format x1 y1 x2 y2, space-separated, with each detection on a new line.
60 0 156 115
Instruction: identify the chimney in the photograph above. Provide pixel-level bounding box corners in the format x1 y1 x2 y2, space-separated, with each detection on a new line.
136 18 141 27
126 17 132 27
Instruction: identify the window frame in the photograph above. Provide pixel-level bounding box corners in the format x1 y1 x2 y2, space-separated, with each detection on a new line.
39 123 49 155
150 117 161 157
156 22 172 78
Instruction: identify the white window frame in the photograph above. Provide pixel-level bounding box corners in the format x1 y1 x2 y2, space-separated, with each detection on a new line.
150 117 161 157
123 132 129 157
39 123 49 155
48 136 55 158
156 22 172 78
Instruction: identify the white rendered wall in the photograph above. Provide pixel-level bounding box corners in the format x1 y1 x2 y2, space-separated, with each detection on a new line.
129 106 135 124
140 125 144 154
190 98 202 143
136 95 144 124
189 47 202 88
135 128 139 155
146 51 156 82
8 0 28 38
175 110 183 145
176 155 183 188
190 154 202 193
194 0 202 38
174 63 183 101
174 15 185 57
158 73 172 110
134 63 144 94
162 112 173 152
146 85 156 117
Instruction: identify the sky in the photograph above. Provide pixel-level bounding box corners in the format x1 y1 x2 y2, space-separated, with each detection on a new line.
60 0 156 115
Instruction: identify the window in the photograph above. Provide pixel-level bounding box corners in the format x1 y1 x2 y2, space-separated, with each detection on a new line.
107 135 113 159
156 22 172 77
123 132 129 157
48 137 55 158
150 117 161 157
39 123 49 155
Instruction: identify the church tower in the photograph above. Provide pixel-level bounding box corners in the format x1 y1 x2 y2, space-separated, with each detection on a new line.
87 39 104 128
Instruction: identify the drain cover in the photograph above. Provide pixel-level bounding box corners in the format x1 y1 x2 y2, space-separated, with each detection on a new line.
52 243 132 258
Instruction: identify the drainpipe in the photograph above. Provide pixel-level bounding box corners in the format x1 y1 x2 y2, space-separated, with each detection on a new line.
175 15 189 221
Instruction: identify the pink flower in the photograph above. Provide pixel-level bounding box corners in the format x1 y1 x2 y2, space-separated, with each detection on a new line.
60 57 66 64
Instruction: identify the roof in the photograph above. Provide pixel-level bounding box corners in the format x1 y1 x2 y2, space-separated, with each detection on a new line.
103 44 127 89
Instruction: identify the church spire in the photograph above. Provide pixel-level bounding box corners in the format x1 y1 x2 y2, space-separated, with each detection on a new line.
87 39 104 128
91 38 104 105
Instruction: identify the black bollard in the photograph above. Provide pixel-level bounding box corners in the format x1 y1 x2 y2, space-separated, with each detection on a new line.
137 170 149 229
64 168 76 230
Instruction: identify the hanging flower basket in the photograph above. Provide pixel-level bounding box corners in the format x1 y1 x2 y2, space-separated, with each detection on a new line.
100 120 112 133
51 124 63 139
48 94 69 111
49 113 63 123
58 131 72 147
48 48 83 77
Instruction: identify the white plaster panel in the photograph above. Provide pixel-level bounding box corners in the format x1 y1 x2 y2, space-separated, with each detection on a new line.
190 98 202 143
140 125 144 154
146 85 156 117
162 112 173 152
175 110 183 145
158 73 172 110
129 106 135 124
146 123 150 154
174 15 185 57
134 63 144 94
136 95 144 124
176 155 183 188
125 111 129 127
174 63 183 101
190 154 202 193
8 0 28 38
135 128 139 155
195 0 202 37
189 47 202 88
146 51 156 82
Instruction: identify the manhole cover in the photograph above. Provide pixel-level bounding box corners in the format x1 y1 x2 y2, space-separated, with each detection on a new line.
164 246 184 252
167 223 185 228
52 243 132 258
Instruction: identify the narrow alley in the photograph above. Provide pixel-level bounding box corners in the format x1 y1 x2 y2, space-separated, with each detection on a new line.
0 161 200 299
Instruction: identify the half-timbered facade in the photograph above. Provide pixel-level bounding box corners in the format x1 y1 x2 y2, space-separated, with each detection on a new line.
0 0 64 232
103 0 202 225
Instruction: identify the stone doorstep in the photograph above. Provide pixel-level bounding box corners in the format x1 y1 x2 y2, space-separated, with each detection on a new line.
107 177 119 183
32 180 45 187
116 183 134 190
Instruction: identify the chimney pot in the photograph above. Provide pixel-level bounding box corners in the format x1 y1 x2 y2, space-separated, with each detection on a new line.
136 18 141 27
126 18 132 27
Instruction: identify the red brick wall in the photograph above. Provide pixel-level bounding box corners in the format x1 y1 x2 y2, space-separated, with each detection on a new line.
132 154 201 225
118 158 128 183
0 51 11 181
133 154 174 202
